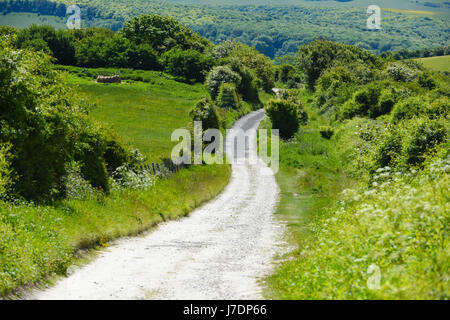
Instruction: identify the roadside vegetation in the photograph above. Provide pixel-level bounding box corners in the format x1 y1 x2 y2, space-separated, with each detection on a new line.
0 12 275 296
263 40 449 299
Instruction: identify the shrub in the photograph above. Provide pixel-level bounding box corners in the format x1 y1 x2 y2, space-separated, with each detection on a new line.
162 48 214 82
0 143 12 197
205 66 241 100
417 72 436 90
391 96 426 122
425 97 449 119
319 126 334 140
279 64 295 83
229 59 260 103
0 39 122 200
111 164 155 190
103 140 130 173
339 83 382 119
402 118 447 166
385 62 417 82
265 99 303 140
216 83 240 110
127 44 160 70
296 40 379 89
372 126 403 169
62 162 96 200
189 98 220 130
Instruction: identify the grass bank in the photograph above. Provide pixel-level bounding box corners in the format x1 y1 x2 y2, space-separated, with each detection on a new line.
262 90 449 300
1 164 231 297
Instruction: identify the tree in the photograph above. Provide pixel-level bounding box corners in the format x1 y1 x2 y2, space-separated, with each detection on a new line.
205 66 241 100
189 98 220 131
162 48 214 82
217 83 240 110
265 99 303 140
122 14 211 54
295 40 379 89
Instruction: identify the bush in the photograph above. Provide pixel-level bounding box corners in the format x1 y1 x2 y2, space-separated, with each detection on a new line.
205 66 241 100
385 62 417 82
265 99 303 139
216 83 240 110
296 40 379 89
189 98 220 130
0 39 120 200
62 162 97 200
279 64 295 83
103 140 130 173
161 48 214 82
0 144 12 197
319 126 334 140
111 164 155 190
417 72 436 90
391 96 426 122
339 83 401 120
402 118 447 166
229 59 260 103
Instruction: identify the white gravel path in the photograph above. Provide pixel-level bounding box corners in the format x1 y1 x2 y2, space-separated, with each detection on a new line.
30 109 287 300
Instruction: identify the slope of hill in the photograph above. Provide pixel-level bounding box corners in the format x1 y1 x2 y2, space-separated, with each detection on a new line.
415 55 450 72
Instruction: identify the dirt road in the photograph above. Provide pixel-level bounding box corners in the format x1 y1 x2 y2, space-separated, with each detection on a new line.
30 109 287 300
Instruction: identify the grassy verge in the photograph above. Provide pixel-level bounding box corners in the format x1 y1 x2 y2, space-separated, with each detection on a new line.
262 90 449 299
1 164 231 297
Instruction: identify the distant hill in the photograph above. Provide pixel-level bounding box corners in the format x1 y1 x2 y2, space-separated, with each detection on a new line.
0 0 449 58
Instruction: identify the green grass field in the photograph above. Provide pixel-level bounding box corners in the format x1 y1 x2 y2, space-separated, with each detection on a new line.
0 12 66 29
63 68 207 163
415 55 450 73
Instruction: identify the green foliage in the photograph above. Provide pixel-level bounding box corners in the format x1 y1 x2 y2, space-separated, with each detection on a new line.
122 14 211 54
269 158 449 299
2 1 449 59
265 99 303 140
402 118 448 166
417 72 437 90
15 24 76 65
189 98 220 130
228 58 260 104
0 143 12 196
216 83 240 110
339 83 403 119
296 40 379 89
319 126 334 140
385 62 418 82
391 96 426 122
278 64 295 83
161 48 214 82
0 38 119 200
231 43 275 92
205 66 241 100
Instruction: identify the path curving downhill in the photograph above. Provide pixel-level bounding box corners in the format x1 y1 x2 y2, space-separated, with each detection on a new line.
30 109 287 300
